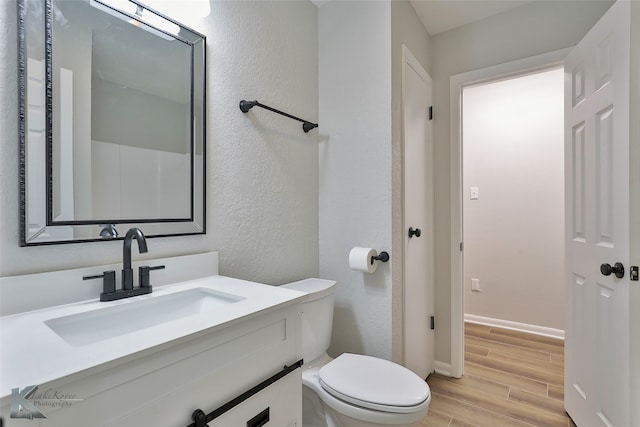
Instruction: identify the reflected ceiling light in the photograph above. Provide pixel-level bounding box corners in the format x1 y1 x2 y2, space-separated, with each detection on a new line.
128 4 181 36
90 0 179 39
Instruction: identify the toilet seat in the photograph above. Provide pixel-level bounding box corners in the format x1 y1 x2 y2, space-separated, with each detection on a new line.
318 353 430 414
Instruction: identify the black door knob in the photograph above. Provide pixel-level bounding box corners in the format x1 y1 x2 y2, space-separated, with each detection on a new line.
408 227 421 238
600 262 625 278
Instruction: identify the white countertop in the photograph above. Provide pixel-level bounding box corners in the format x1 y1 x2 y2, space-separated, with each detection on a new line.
0 275 304 399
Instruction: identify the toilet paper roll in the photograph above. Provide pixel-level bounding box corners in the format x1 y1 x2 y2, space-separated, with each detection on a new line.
349 247 378 273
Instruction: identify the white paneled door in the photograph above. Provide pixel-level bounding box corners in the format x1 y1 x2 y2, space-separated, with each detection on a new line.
564 1 631 426
402 45 434 379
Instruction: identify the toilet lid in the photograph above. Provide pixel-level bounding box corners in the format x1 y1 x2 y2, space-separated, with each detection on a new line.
318 353 430 413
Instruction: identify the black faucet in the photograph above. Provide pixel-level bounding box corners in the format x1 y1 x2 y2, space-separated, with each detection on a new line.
83 227 164 301
122 227 148 290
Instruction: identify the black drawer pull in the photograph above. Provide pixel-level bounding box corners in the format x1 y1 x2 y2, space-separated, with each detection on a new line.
187 360 302 427
247 407 269 427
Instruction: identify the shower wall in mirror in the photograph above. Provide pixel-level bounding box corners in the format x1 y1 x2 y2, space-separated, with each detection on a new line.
19 0 206 245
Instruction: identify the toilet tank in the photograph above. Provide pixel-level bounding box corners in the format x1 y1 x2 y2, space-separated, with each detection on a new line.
281 278 336 364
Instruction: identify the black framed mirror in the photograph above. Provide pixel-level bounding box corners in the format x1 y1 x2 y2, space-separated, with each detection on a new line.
19 0 206 245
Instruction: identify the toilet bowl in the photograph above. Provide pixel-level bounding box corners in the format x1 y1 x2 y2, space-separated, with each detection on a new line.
281 278 430 427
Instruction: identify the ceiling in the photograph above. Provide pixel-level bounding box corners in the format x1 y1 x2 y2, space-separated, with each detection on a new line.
409 0 535 36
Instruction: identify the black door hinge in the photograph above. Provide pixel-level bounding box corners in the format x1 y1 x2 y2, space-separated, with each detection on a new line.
631 266 639 281
430 316 435 330
429 106 433 120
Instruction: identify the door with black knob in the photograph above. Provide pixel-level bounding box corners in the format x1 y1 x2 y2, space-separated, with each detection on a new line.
564 2 633 425
402 46 434 379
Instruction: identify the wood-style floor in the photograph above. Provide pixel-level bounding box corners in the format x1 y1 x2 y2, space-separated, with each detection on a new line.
420 322 576 427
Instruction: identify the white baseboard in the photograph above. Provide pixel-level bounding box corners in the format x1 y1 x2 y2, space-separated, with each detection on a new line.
433 361 452 377
464 314 565 340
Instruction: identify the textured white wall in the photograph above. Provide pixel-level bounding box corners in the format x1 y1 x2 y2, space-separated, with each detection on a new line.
463 68 564 330
206 1 318 284
431 0 613 365
0 1 318 291
318 1 393 359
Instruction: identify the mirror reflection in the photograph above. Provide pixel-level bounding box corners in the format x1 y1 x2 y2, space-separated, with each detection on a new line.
20 0 206 245
53 0 192 222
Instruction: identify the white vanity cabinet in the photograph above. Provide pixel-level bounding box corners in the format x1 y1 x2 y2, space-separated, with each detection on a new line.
0 296 302 427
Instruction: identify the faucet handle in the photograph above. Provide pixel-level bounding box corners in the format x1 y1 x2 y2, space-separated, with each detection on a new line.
83 270 116 296
139 265 165 288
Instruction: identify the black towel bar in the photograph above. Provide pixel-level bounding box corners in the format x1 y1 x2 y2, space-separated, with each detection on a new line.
239 100 318 133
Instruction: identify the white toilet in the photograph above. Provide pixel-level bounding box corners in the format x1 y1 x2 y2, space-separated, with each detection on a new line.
281 278 431 427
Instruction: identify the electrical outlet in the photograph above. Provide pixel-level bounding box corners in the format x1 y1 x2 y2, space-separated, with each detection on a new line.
471 278 480 292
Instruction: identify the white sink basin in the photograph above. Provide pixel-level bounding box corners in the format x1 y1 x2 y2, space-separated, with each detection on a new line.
45 288 245 346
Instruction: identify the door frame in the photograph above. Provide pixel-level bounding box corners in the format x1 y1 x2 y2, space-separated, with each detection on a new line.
448 48 571 378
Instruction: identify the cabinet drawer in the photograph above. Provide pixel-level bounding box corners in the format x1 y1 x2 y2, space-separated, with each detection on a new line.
208 370 301 427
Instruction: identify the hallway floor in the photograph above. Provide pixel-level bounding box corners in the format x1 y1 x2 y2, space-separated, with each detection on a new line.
420 322 575 427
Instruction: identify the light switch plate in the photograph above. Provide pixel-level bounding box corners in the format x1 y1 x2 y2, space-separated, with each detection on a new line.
470 187 479 200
